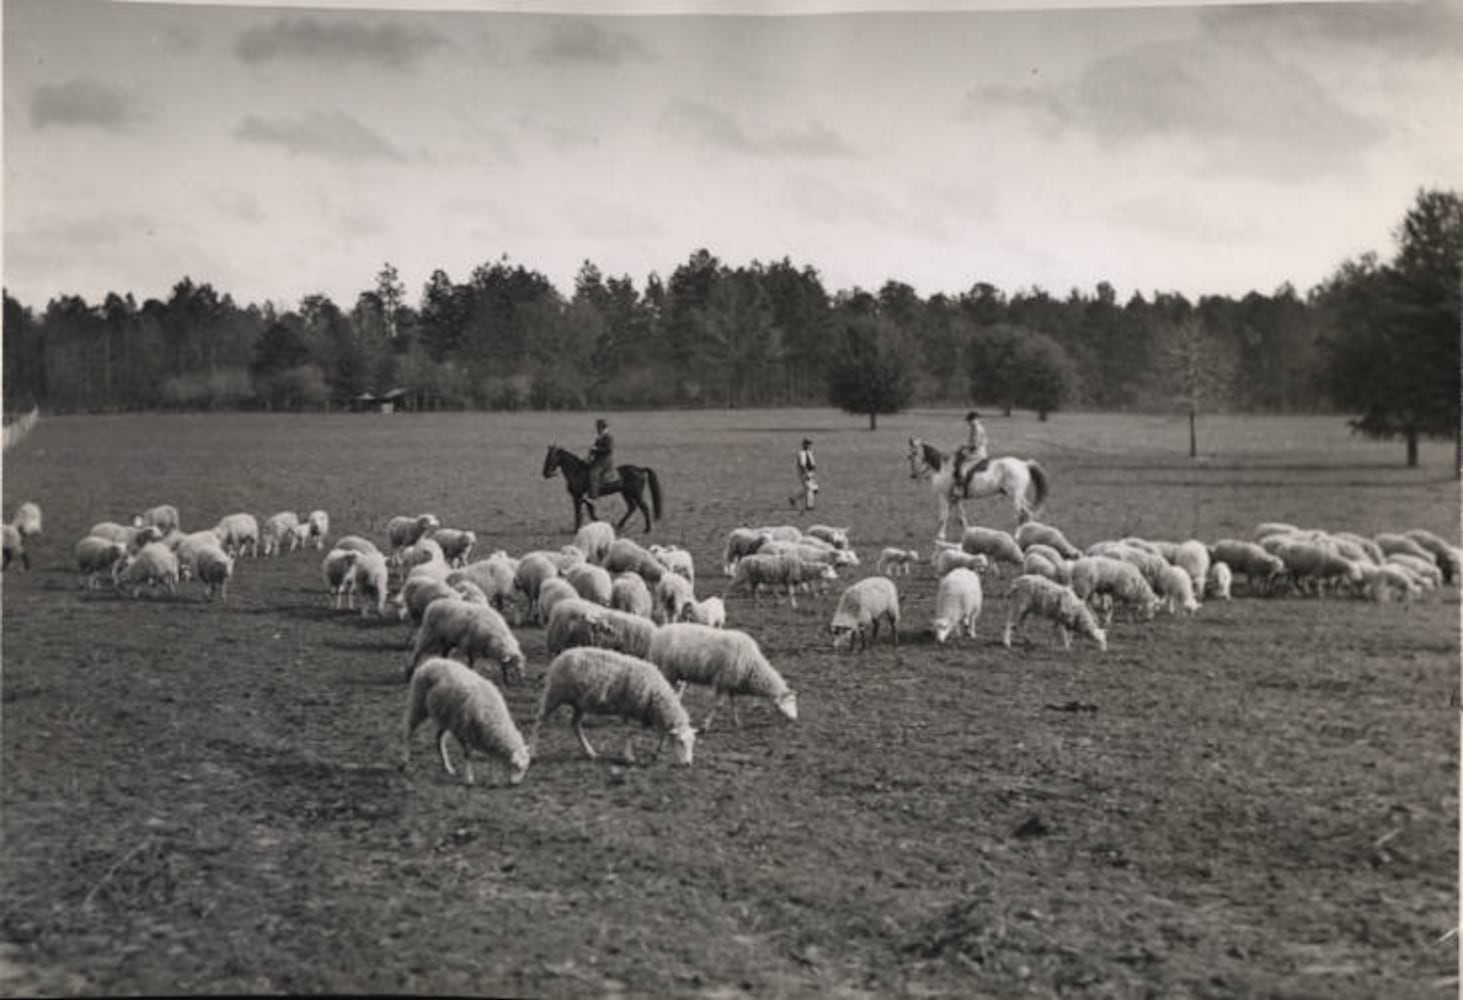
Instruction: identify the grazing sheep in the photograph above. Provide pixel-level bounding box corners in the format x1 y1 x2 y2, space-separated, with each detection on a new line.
1108 544 1168 588
212 513 260 558
116 541 181 598
960 526 1024 569
532 647 695 766
403 657 530 787
259 511 300 557
408 600 526 685
1003 574 1107 652
603 538 665 582
933 547 989 578
1374 532 1434 564
1358 563 1422 603
534 577 581 625
931 567 982 643
1386 553 1442 590
306 509 330 550
333 534 381 556
1022 550 1068 586
344 550 391 617
1209 540 1285 594
755 525 804 543
683 596 726 628
76 536 128 589
285 521 315 553
1174 540 1212 595
12 501 42 540
758 539 858 569
1254 521 1302 540
1403 529 1457 582
829 576 900 652
650 544 696 584
545 598 658 659
609 573 655 619
1333 531 1385 565
430 528 477 567
514 552 561 620
194 544 235 602
725 553 837 609
877 547 920 576
90 521 165 553
721 527 769 576
386 513 441 559
400 537 447 573
647 622 797 731
2 525 27 571
565 562 614 606
399 576 463 626
322 548 361 608
653 572 696 624
1207 561 1233 601
452 555 524 622
806 524 852 550
1015 521 1081 559
1154 563 1200 616
133 504 181 534
1069 556 1163 624
543 546 588 572
573 521 616 563
1273 539 1364 595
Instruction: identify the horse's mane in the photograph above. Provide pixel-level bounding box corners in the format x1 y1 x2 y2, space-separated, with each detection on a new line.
919 440 947 470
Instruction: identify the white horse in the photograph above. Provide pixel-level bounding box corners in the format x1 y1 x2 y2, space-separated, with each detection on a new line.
907 437 1049 541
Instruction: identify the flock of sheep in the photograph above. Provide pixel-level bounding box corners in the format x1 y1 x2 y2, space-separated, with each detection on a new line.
3 492 1455 790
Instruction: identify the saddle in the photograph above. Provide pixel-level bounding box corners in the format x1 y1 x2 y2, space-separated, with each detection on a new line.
958 458 990 496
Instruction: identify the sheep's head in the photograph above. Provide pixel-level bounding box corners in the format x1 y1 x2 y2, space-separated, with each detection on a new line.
1142 595 1163 620
668 722 696 766
829 624 857 651
585 616 616 645
775 689 798 722
817 564 838 581
1093 626 1109 652
931 618 954 644
507 745 531 785
500 651 527 687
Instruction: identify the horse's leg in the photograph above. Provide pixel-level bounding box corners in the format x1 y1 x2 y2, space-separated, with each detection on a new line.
936 495 950 543
614 489 636 532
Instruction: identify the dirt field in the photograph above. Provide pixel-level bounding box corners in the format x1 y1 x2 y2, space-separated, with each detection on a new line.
2 408 1457 998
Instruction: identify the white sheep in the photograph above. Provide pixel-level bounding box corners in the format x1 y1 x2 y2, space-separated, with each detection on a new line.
399 536 447 573
535 577 582 624
1403 529 1457 582
725 553 837 609
1254 521 1302 540
573 521 616 563
451 555 524 623
285 521 314 553
755 524 804 543
430 528 478 567
1173 540 1211 595
1069 556 1162 624
566 562 614 606
1386 553 1442 590
933 547 989 578
259 511 300 557
784 533 860 566
806 524 852 550
75 536 128 589
1333 531 1385 565
133 504 181 534
829 576 900 652
650 543 696 584
1021 550 1068 586
683 596 726 628
877 547 920 576
2 525 27 572
960 526 1024 569
1014 521 1081 558
609 572 654 619
212 513 260 558
1003 574 1107 652
306 509 330 550
646 622 797 731
344 550 391 617
90 521 165 553
1207 561 1233 601
602 538 665 582
402 657 530 786
116 541 180 598
194 544 235 602
1108 544 1168 588
514 552 562 620
333 534 380 556
1358 562 1422 603
543 545 588 572
545 598 658 660
1273 539 1364 595
1153 562 1200 616
408 600 526 685
653 572 696 624
399 575 463 626
12 501 42 540
721 527 769 575
1209 540 1284 594
322 548 361 608
932 567 982 643
386 513 441 560
532 647 696 766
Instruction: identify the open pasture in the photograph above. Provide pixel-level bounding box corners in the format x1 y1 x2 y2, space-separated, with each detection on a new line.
2 408 1457 997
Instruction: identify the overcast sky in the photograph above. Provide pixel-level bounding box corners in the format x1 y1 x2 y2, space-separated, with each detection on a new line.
4 0 1460 312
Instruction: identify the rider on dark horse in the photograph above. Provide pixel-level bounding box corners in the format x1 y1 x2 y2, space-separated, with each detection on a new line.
586 417 617 500
954 410 990 497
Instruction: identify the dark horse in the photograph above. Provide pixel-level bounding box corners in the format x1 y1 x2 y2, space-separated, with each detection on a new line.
542 444 663 533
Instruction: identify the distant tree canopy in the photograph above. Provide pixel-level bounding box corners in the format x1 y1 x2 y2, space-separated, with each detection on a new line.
2 190 1452 438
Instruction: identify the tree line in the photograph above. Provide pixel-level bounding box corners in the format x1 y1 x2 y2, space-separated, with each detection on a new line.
4 189 1456 462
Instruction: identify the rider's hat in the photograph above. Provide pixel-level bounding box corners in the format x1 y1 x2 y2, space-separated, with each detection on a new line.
965 410 980 421
596 417 608 430
801 437 812 447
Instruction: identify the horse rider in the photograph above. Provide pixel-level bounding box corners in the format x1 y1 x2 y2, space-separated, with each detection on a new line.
790 437 818 511
586 417 616 499
955 410 990 494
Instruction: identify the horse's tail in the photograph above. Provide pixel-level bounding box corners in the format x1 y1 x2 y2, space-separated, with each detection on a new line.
645 467 663 521
1026 460 1049 512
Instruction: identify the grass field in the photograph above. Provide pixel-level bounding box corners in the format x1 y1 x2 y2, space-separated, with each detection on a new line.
2 408 1458 998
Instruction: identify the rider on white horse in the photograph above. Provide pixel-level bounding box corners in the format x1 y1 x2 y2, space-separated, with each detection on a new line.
954 410 990 497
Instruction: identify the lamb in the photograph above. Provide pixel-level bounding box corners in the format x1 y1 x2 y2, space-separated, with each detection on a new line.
12 501 42 540
75 536 129 589
931 567 982 643
285 521 315 554
535 577 582 623
532 647 696 766
1014 521 1081 559
322 548 361 608
828 576 900 652
646 622 797 731
877 547 920 576
1153 563 1200 616
609 572 654 619
560 562 611 606
683 596 726 628
1209 539 1285 594
960 526 1024 569
725 553 837 609
653 572 696 624
212 513 260 558
306 509 330 550
933 547 989 578
260 511 300 557
116 541 181 598
1069 556 1162 624
1003 574 1107 652
332 534 380 556
573 521 615 563
2 525 27 571
1207 561 1233 601
721 527 769 575
344 550 391 617
402 657 530 787
806 524 852 550
1173 540 1212 595
132 504 181 534
408 600 526 685
193 544 235 602
429 528 477 567
514 552 561 620
544 598 659 660
386 513 441 560
602 538 665 582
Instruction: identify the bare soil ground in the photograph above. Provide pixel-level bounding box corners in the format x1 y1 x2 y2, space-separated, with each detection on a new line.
2 409 1457 998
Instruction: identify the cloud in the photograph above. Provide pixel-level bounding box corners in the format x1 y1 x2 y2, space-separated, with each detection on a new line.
213 191 265 224
234 17 444 70
234 110 406 163
661 99 855 159
1201 1 1463 59
786 174 896 228
30 79 133 131
532 18 651 66
566 198 666 240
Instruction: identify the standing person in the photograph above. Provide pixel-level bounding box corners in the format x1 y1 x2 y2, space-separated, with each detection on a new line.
586 417 615 499
789 437 818 511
